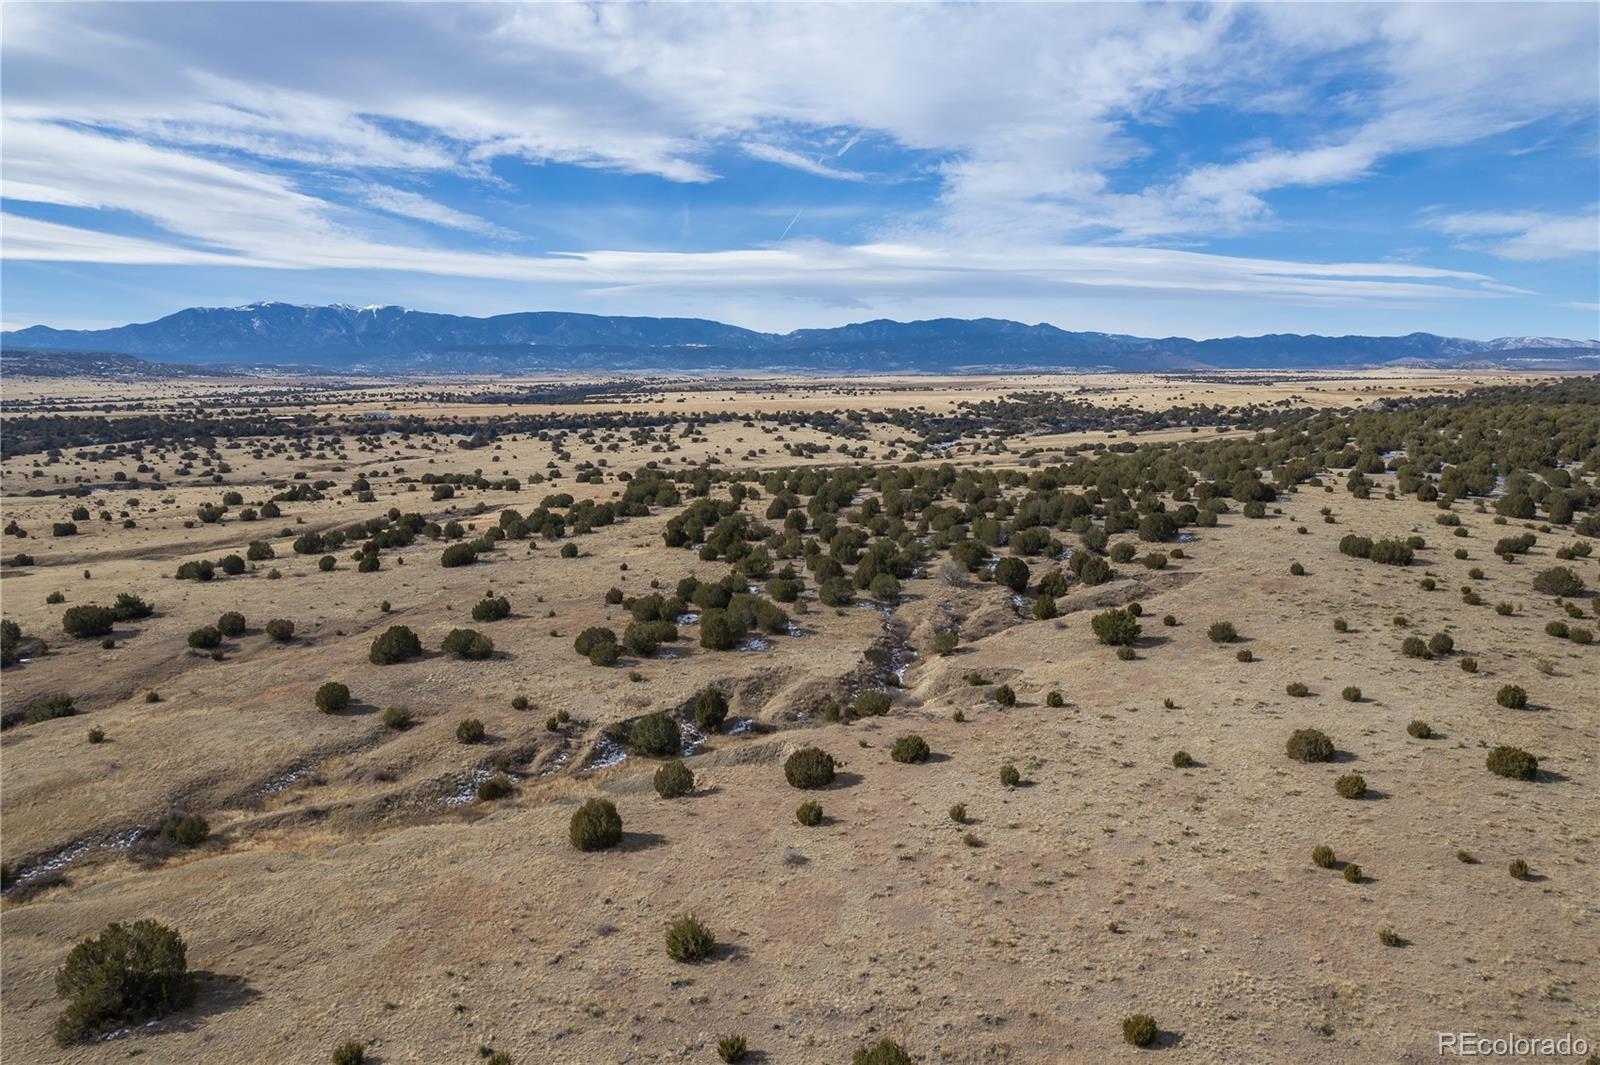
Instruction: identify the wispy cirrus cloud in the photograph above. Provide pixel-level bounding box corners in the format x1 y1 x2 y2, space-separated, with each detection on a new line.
1426 208 1600 262
353 183 515 239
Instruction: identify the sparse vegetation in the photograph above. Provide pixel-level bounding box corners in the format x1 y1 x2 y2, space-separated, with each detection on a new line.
569 798 623 851
664 914 714 963
785 747 836 789
53 920 196 1045
890 734 931 763
1122 1013 1158 1047
653 759 694 798
1286 728 1334 762
1486 745 1538 780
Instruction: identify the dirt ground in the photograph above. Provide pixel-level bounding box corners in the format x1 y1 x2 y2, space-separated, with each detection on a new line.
1 371 1594 1064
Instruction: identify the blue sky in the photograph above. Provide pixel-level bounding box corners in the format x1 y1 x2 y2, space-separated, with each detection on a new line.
2 2 1596 339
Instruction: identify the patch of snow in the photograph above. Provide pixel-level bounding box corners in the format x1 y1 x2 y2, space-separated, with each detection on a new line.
443 768 521 806
587 735 628 770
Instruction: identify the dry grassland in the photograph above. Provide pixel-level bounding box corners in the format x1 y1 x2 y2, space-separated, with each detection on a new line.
1 371 1594 1064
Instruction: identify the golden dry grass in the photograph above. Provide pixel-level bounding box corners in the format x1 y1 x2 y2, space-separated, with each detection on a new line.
2 371 1594 1063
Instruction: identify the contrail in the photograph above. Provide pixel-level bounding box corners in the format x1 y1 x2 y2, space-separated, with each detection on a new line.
778 208 804 242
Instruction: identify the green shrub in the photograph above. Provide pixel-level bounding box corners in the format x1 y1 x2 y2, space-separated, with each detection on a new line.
933 629 960 656
1401 635 1430 659
382 705 413 730
53 919 196 1045
891 734 930 763
1122 1013 1157 1047
1207 620 1237 643
999 764 1021 787
853 1039 913 1065
61 605 115 639
654 759 694 798
589 640 620 666
784 747 836 788
1460 656 1478 673
1428 632 1454 655
1496 685 1528 709
441 628 494 660
717 1035 749 1063
369 625 422 664
1333 617 1348 633
315 682 350 714
187 625 222 650
699 609 743 650
1046 690 1065 707
1286 682 1309 697
664 914 714 963
1486 745 1537 780
1531 566 1585 596
161 813 209 847
1171 750 1194 769
948 803 968 823
440 543 478 567
1343 863 1362 883
216 611 246 637
265 618 295 642
87 727 106 744
332 1041 366 1065
1312 844 1335 868
994 683 1017 706
818 577 854 606
471 596 511 622
629 712 681 756
692 687 729 732
1091 607 1141 646
1406 720 1433 739
1508 858 1530 880
476 774 514 802
1286 728 1334 762
175 559 214 582
1235 648 1253 663
853 691 892 717
455 718 485 744
112 592 154 621
1335 773 1367 799
569 798 622 851
1341 686 1361 702
994 556 1030 593
795 801 822 826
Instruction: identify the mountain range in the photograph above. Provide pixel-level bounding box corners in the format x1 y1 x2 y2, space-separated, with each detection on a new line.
4 301 1597 373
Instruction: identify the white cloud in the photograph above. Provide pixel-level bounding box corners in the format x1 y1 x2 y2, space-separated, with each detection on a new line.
0 214 247 266
353 184 514 239
0 1 1593 318
740 142 868 182
1427 208 1600 261
1 209 1491 312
